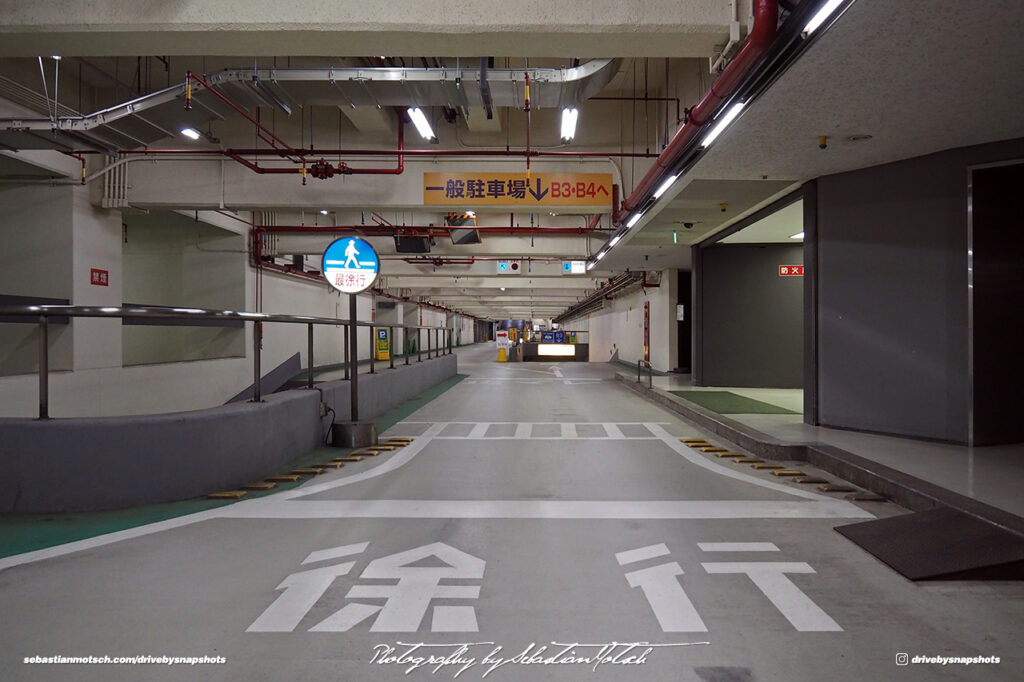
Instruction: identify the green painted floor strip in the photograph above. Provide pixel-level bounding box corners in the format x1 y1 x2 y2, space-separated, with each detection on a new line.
668 390 800 415
0 373 468 560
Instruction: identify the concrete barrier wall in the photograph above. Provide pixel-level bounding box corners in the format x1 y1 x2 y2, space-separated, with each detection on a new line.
0 354 457 513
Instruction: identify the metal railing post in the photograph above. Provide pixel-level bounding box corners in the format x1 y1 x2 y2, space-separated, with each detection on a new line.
369 325 375 374
253 320 262 402
38 315 49 419
307 323 315 389
404 326 410 365
417 328 422 362
637 359 641 383
389 326 395 369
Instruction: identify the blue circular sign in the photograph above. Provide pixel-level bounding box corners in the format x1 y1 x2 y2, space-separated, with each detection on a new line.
322 237 379 293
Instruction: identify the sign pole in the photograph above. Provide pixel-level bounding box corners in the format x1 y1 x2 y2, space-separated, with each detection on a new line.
349 294 358 422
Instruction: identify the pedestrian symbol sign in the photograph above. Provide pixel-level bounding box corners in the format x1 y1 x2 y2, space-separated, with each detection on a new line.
323 237 379 294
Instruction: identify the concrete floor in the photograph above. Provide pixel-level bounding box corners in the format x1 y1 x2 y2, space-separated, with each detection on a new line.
2 344 1021 681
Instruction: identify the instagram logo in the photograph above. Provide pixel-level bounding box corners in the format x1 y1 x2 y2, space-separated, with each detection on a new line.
896 653 909 666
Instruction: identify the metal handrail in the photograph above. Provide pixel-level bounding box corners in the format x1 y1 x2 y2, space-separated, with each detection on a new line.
0 304 454 420
637 359 653 389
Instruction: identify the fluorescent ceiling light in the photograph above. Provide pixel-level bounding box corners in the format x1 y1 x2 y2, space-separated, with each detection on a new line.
560 107 579 142
804 0 845 35
626 212 644 229
596 250 606 260
609 234 622 247
180 127 201 140
701 102 745 148
407 107 436 142
653 174 679 199
586 261 596 270
790 232 805 239
500 287 506 291
466 211 475 217
320 209 329 215
51 55 61 60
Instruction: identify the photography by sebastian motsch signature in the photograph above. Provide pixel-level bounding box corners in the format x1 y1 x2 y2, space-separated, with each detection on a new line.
369 640 711 678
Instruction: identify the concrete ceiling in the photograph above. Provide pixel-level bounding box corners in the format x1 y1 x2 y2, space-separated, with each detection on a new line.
3 0 1023 321
610 0 1024 269
720 199 803 244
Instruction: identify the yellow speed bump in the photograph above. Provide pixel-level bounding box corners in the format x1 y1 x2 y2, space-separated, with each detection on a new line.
752 463 785 470
241 482 277 491
686 442 711 448
818 484 856 493
734 458 764 464
385 439 412 445
793 477 829 484
266 475 301 482
207 490 248 499
700 447 729 453
315 462 346 469
367 445 396 452
682 438 708 444
351 449 379 457
771 470 806 477
714 452 746 458
292 468 325 475
335 456 364 463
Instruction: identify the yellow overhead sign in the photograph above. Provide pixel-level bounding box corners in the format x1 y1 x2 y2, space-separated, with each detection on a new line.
423 172 612 207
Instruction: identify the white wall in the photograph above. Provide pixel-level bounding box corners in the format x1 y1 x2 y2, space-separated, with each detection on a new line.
587 269 677 373
0 184 74 375
0 185 469 417
122 211 246 365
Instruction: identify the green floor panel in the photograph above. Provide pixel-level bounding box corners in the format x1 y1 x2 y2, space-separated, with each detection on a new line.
0 373 467 560
668 389 800 415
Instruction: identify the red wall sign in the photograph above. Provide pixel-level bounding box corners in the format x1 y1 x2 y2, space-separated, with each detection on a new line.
90 268 109 286
779 265 804 277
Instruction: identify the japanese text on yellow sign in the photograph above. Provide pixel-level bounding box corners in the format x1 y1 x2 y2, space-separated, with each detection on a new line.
424 173 612 207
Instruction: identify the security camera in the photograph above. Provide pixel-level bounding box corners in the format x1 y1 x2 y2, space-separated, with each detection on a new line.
818 135 828 149
683 222 694 229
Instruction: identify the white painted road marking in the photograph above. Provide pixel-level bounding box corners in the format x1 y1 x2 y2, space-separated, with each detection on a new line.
698 542 781 552
220 499 874 520
615 543 672 566
624 561 708 632
702 562 843 632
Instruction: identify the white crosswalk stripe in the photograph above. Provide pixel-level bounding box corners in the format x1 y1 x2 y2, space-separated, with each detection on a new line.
398 421 670 440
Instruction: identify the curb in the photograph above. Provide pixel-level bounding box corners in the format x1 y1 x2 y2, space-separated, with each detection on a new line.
615 373 1024 537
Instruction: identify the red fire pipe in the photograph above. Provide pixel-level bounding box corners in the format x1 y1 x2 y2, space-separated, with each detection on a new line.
60 151 86 184
619 0 778 218
102 147 657 159
187 70 304 163
253 224 603 236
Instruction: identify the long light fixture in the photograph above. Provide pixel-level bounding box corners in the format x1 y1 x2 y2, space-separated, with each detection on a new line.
626 212 644 229
560 107 579 142
653 174 679 199
180 127 201 140
790 232 805 239
701 102 745 148
803 0 845 35
407 107 437 142
609 234 622 247
596 250 607 260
